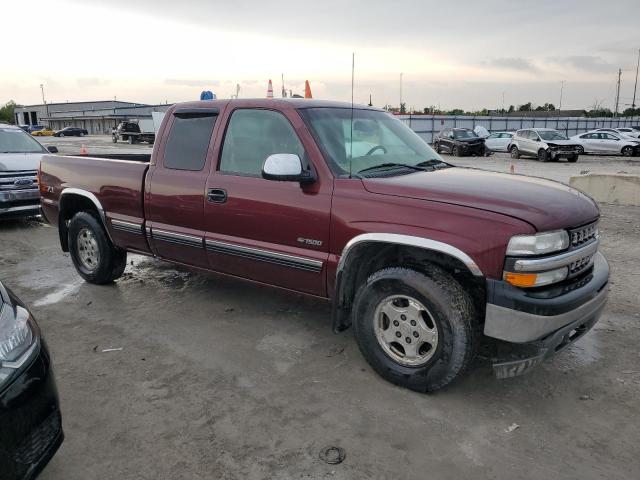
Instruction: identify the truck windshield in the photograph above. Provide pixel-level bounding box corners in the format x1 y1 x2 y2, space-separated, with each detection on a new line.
0 128 47 154
300 108 443 176
539 131 568 141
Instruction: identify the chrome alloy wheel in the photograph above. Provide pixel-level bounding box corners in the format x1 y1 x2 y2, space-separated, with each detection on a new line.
373 295 439 367
77 227 100 272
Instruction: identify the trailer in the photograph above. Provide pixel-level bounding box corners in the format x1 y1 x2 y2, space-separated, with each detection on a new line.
112 119 155 144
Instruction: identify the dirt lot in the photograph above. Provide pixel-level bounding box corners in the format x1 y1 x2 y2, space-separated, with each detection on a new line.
2 137 639 479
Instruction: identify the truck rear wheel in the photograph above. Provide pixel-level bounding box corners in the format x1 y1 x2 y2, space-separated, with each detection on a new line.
352 266 478 392
68 212 127 284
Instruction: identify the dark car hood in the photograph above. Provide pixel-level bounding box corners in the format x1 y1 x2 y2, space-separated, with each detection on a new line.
361 167 599 231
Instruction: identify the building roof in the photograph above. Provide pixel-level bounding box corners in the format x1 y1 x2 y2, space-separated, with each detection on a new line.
17 100 146 109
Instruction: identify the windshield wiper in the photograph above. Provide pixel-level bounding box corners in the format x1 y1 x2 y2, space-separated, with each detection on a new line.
357 162 429 174
416 159 450 169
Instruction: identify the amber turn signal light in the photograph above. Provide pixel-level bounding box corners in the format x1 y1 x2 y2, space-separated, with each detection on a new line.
504 272 538 287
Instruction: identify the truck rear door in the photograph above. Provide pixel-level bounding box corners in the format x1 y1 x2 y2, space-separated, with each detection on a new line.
203 105 332 296
146 107 219 267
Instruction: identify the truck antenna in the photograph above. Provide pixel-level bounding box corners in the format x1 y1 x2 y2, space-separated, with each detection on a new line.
349 52 355 179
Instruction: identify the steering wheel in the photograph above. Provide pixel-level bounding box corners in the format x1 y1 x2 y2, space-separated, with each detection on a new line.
365 145 388 156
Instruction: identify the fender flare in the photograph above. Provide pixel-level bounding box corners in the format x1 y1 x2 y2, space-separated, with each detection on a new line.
58 188 113 248
332 233 483 332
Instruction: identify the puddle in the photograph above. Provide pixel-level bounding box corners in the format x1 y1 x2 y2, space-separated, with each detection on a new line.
553 331 602 369
33 279 83 307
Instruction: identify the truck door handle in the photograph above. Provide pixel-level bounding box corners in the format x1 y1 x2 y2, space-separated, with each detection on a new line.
207 188 227 203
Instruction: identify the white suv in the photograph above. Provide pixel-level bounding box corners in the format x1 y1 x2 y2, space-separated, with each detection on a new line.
509 128 581 163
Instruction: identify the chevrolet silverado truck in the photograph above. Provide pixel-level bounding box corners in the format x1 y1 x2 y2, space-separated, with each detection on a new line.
38 99 609 392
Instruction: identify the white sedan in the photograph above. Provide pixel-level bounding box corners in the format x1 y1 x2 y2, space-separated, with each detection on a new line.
484 131 514 152
570 131 639 156
594 127 640 139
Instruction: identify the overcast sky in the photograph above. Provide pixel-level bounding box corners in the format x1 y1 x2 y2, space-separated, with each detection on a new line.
3 0 640 110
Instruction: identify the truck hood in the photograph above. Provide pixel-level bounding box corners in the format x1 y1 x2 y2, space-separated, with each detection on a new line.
0 152 44 172
361 167 599 231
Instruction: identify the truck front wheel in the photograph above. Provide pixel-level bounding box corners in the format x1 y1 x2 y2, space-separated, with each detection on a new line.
352 266 478 392
68 211 127 284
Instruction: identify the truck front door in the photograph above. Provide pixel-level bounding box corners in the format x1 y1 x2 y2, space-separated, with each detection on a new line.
203 107 332 296
146 107 219 267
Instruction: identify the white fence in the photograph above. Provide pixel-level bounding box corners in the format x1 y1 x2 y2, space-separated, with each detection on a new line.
398 114 640 143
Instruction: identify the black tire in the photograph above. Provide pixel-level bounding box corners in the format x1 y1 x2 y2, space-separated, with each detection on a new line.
112 135 118 143
68 212 127 284
80 132 84 137
452 145 461 157
434 141 441 154
510 145 520 159
622 146 634 157
59 133 65 137
576 146 584 155
538 149 550 162
352 266 478 392
567 154 578 163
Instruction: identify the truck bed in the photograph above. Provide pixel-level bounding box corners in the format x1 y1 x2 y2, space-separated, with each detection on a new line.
39 154 150 232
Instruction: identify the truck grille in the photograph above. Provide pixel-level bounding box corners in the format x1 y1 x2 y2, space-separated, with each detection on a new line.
569 222 598 248
0 170 38 191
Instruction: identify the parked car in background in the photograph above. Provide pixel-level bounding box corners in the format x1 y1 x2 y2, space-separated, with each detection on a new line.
0 280 64 480
54 127 88 137
433 128 485 156
18 125 30 132
1 123 57 219
571 131 639 156
40 98 609 392
594 128 640 139
31 128 55 137
484 131 514 152
509 128 580 162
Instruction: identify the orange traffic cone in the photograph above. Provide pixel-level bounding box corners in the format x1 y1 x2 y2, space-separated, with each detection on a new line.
80 144 88 155
304 80 312 99
267 79 274 99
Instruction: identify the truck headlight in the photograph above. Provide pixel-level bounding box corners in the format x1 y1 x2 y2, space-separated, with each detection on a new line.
506 230 569 256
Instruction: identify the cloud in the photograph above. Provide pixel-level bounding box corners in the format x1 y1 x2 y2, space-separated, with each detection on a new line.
482 57 538 72
164 78 221 87
76 77 110 87
548 55 613 73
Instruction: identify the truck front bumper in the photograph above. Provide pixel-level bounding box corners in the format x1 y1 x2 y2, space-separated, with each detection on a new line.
483 252 609 378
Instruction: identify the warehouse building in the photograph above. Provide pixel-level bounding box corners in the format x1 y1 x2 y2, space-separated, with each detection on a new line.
13 100 172 135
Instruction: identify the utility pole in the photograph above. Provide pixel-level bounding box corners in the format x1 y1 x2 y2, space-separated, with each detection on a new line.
632 48 639 108
40 84 49 123
614 69 622 117
501 91 505 112
558 80 565 116
399 73 403 111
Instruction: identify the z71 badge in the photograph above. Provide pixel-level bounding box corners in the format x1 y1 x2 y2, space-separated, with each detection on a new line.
297 237 323 247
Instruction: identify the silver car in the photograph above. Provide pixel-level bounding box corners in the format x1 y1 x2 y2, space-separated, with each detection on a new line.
509 128 581 162
0 123 57 219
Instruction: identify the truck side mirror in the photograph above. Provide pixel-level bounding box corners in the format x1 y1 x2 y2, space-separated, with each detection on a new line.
262 154 315 183
47 146 59 153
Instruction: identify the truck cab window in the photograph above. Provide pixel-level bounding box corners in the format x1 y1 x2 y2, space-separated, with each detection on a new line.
164 114 217 171
219 109 305 176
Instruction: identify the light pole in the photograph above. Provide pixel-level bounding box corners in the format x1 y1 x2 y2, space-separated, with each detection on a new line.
399 73 403 112
558 80 565 115
40 84 49 125
632 48 639 109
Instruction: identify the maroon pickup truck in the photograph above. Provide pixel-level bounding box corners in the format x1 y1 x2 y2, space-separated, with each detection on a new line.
39 99 609 391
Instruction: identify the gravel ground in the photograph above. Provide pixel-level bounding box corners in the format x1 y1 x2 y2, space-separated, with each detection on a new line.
1 136 639 479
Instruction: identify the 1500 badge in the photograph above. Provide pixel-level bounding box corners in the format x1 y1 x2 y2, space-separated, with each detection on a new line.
297 237 323 247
